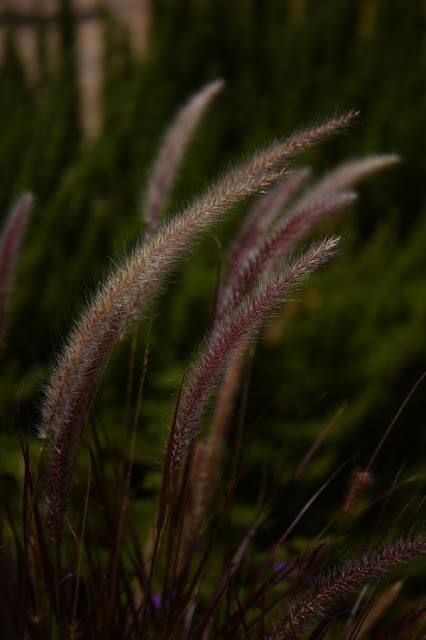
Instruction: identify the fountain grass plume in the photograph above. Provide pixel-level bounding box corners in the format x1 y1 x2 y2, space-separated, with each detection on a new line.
295 154 401 211
40 110 357 547
170 236 341 475
180 154 400 556
267 535 426 640
218 191 356 317
218 154 399 317
220 168 310 296
144 79 225 230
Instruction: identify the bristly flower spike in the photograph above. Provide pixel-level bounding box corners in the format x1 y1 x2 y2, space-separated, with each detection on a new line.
40 111 356 547
170 236 341 474
143 79 225 230
220 168 310 297
266 535 426 640
295 153 400 211
218 153 399 317
218 191 356 317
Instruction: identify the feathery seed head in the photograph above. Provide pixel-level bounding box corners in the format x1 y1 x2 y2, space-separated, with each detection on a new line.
39 108 361 545
268 535 426 640
170 236 341 474
144 79 225 229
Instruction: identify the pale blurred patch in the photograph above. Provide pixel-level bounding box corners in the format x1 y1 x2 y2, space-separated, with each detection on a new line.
0 0 152 140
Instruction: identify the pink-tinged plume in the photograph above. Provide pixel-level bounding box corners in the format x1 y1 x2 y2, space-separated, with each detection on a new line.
220 168 310 297
143 79 225 229
40 111 357 547
295 153 400 210
266 535 426 640
171 236 341 474
217 154 399 317
218 191 356 317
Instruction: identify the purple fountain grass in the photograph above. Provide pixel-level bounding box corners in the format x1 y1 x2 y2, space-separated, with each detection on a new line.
294 153 400 211
183 159 399 550
218 154 399 318
217 190 356 317
266 535 426 640
40 112 356 547
143 79 225 230
219 168 310 298
41 111 355 440
170 236 341 475
0 192 33 352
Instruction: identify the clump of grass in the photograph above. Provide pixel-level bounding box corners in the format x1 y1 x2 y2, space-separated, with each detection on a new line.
0 82 423 640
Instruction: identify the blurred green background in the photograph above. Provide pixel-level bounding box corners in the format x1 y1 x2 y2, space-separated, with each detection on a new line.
0 0 425 523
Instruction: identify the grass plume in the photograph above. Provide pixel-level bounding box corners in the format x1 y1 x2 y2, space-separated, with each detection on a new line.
267 536 426 640
170 236 341 475
40 110 357 547
144 79 225 230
